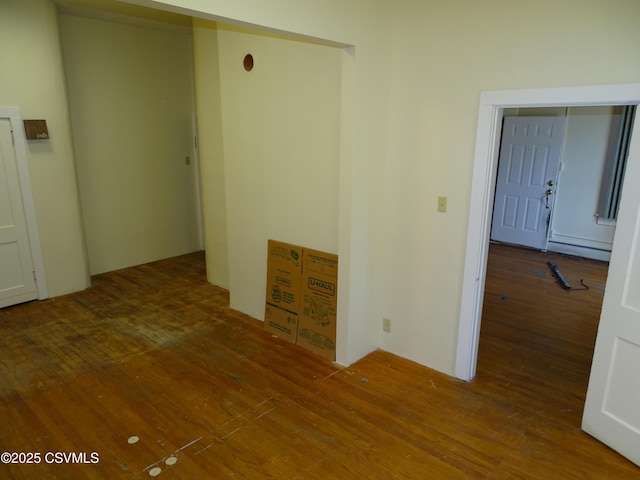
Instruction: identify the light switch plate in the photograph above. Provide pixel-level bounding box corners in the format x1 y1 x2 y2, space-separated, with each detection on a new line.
438 196 447 213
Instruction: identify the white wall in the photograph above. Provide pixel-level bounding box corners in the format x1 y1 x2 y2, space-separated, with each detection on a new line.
549 107 620 259
0 0 89 297
215 25 342 319
59 13 201 275
192 19 229 289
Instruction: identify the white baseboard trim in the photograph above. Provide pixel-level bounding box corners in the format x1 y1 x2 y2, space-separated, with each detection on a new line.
547 241 611 262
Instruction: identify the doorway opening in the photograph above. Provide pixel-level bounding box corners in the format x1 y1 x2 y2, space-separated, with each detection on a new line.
455 83 640 383
477 103 640 437
482 104 638 400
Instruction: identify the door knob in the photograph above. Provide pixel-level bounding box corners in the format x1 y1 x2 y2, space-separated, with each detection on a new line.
545 188 553 209
547 180 555 186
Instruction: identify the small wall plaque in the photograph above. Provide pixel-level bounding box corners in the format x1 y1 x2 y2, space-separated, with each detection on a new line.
23 120 49 140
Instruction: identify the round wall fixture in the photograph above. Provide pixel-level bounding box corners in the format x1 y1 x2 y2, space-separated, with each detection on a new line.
243 54 254 72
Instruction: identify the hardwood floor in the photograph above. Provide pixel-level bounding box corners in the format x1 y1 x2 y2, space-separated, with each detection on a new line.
0 246 637 479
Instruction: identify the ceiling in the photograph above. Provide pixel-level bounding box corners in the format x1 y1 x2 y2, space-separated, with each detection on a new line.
54 0 192 28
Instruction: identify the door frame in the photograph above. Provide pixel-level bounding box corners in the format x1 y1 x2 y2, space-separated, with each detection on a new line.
455 83 640 382
1 107 48 301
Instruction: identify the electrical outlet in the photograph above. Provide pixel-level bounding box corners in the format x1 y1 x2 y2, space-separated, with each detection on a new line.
383 317 391 333
437 196 447 213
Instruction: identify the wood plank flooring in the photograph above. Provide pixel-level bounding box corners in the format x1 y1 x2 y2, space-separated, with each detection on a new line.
0 245 637 479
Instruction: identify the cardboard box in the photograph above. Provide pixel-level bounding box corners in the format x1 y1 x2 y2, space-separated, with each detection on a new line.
263 240 303 343
296 248 338 361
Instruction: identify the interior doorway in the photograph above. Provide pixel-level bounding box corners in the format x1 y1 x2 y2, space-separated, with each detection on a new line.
459 85 640 467
480 104 617 412
480 102 636 394
455 83 640 383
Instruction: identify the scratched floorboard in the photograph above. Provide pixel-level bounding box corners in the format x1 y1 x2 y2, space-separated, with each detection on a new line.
0 247 638 479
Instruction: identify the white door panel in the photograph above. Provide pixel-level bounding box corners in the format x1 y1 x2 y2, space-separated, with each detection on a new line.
0 118 37 308
583 113 640 466
491 117 565 249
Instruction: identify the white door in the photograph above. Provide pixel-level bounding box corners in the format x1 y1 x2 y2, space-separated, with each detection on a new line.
491 116 566 250
582 114 640 466
0 118 38 308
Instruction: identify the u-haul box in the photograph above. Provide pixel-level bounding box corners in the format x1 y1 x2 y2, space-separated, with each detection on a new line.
263 240 303 343
296 248 338 360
